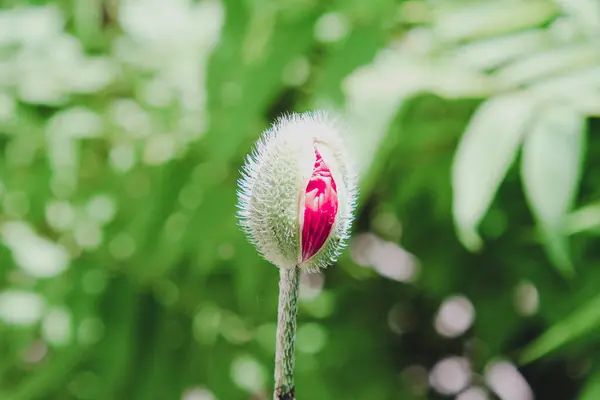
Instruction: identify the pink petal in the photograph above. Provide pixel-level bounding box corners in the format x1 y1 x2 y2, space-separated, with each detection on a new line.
301 148 338 262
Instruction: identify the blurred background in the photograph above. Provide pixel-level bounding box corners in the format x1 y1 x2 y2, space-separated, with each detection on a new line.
0 0 599 399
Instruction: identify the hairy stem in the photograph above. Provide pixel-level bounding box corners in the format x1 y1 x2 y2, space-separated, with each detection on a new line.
274 267 300 400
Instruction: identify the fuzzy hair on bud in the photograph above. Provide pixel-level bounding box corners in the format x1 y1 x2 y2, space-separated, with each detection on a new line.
237 111 358 272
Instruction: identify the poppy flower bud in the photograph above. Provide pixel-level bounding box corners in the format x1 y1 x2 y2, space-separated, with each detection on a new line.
237 111 358 272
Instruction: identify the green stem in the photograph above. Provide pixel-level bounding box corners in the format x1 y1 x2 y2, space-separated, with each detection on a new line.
274 267 300 400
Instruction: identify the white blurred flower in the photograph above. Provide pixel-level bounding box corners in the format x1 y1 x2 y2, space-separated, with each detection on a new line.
0 290 45 326
2 221 69 278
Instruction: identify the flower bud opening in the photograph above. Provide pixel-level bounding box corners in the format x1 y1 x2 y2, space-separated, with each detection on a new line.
301 148 338 263
237 111 357 271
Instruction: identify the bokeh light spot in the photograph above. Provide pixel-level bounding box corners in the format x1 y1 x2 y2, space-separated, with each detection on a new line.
314 12 350 43
42 306 72 345
296 323 328 354
485 360 533 400
230 355 267 393
429 356 471 395
435 295 475 338
0 290 45 326
514 281 539 316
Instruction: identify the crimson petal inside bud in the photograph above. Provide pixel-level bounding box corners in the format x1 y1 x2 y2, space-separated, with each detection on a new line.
301 148 339 263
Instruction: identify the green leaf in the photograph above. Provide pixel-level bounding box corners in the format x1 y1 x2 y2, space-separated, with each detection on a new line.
566 202 600 235
580 369 600 400
432 0 557 42
452 92 537 251
520 292 600 364
521 104 586 277
73 0 104 51
554 0 600 36
495 43 600 89
530 67 600 115
449 29 551 71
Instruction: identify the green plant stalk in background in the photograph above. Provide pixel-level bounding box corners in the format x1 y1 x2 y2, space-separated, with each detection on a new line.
274 267 300 400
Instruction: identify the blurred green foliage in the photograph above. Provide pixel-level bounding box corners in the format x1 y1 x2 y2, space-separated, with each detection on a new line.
0 0 599 399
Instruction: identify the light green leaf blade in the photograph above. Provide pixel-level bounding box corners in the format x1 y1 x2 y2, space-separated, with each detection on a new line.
529 67 600 116
521 293 600 364
555 0 600 36
432 0 557 42
495 43 600 89
580 369 600 400
452 92 537 251
449 29 551 71
521 104 587 277
566 202 600 235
